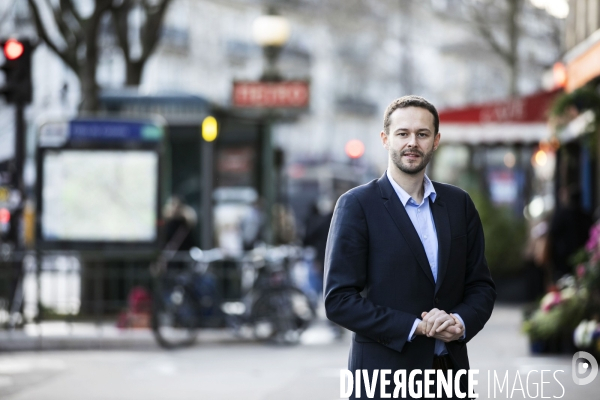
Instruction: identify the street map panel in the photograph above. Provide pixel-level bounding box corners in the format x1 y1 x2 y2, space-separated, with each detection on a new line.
41 150 158 242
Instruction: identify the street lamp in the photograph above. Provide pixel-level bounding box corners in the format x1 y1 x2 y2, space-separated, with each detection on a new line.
252 8 290 244
530 0 569 19
252 8 290 81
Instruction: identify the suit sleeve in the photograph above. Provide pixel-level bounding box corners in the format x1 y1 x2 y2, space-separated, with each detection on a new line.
323 192 417 353
449 192 496 343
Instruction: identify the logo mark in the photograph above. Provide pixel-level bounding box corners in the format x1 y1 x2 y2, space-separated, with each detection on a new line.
572 351 598 385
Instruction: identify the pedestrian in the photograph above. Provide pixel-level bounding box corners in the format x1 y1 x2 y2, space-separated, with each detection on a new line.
240 198 264 251
162 196 197 265
547 186 592 282
324 95 496 399
303 199 334 294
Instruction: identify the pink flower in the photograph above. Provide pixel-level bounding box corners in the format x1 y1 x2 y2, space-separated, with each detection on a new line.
586 224 600 252
577 264 587 278
541 291 562 312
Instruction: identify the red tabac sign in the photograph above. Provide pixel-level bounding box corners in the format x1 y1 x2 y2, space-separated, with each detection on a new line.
232 81 309 108
438 90 560 124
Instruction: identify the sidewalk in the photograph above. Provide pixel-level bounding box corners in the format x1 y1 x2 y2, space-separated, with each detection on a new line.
0 317 340 351
0 305 598 400
0 322 242 351
465 305 599 399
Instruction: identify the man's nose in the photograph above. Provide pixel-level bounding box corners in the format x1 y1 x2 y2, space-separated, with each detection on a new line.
407 133 417 146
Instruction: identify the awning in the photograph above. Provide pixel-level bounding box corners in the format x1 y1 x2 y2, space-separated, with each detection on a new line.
439 123 549 145
437 90 559 145
564 28 600 92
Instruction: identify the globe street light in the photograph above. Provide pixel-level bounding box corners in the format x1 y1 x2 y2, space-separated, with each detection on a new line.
252 8 290 81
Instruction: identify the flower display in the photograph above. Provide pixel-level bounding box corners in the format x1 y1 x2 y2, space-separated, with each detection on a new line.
523 221 600 356
574 320 597 348
540 289 561 312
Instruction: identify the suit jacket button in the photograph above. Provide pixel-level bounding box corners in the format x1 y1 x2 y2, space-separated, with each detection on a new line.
434 297 440 304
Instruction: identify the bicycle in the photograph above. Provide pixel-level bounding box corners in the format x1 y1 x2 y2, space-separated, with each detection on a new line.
150 245 316 349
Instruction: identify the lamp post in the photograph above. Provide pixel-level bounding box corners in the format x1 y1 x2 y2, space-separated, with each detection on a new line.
252 8 290 244
253 8 291 81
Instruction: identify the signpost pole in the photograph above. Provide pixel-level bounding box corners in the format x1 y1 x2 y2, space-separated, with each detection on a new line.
201 140 214 249
7 101 26 325
261 118 274 245
7 101 26 248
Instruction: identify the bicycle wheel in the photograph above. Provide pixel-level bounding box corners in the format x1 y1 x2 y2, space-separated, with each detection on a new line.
251 287 315 344
151 275 200 349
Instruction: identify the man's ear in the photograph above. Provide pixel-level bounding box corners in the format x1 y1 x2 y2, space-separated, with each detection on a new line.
380 130 388 149
433 131 441 151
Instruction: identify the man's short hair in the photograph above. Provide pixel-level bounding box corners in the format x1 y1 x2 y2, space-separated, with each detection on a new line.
383 95 439 135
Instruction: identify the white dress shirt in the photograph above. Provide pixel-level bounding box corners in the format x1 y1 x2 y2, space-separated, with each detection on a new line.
386 170 465 356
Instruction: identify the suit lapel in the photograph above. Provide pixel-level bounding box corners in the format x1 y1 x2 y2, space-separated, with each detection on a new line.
378 174 435 286
430 195 451 295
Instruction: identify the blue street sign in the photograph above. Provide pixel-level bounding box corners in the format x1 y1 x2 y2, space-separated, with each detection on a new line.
38 118 164 148
69 119 163 142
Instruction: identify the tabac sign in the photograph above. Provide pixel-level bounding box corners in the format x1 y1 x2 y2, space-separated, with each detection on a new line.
232 81 309 108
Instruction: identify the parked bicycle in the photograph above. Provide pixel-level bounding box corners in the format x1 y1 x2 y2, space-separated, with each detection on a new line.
149 245 316 349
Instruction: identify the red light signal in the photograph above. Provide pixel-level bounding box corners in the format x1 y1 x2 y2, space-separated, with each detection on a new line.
345 139 365 159
0 208 10 224
4 39 24 60
1 38 33 103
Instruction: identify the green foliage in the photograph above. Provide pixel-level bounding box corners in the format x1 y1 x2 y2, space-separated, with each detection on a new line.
523 294 586 340
551 86 600 155
469 190 527 277
551 86 600 116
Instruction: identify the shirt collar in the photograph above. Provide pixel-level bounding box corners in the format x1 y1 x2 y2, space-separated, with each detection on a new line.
386 169 437 206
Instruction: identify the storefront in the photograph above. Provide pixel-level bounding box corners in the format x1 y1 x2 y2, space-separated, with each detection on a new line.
434 91 560 301
435 90 559 215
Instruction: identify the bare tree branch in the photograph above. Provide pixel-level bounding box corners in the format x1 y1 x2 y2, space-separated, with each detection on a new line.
28 0 172 107
138 0 172 64
462 0 525 96
110 0 132 62
51 0 78 49
62 0 83 25
27 0 79 72
471 6 511 63
111 0 172 85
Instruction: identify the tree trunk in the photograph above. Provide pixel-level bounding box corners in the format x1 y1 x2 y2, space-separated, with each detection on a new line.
507 0 521 97
508 57 518 98
126 61 144 86
78 10 105 112
79 68 99 112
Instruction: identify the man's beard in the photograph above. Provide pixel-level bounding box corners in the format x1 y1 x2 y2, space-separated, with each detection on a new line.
390 147 434 175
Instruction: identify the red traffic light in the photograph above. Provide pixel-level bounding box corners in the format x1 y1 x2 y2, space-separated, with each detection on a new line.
4 39 24 61
0 208 10 224
345 139 365 159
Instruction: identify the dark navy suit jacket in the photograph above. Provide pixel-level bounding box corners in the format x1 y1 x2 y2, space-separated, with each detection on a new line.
324 173 496 399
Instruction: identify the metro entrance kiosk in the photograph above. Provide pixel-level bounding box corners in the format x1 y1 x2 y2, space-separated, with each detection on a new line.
35 118 165 253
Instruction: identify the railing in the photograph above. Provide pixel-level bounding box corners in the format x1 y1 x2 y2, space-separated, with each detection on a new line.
0 245 319 349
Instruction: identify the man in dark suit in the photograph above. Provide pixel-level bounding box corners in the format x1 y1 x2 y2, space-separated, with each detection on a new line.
324 96 496 399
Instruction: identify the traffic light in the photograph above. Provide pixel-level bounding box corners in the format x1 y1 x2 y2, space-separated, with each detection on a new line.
201 116 218 142
0 207 10 238
345 139 365 159
0 38 33 104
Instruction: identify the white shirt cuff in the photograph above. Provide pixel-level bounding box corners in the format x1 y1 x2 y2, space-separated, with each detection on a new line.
453 313 466 340
408 318 420 342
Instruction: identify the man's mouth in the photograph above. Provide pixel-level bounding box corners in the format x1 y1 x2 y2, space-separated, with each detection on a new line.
403 152 421 158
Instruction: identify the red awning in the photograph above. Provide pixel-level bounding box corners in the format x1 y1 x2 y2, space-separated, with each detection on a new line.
437 90 560 144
